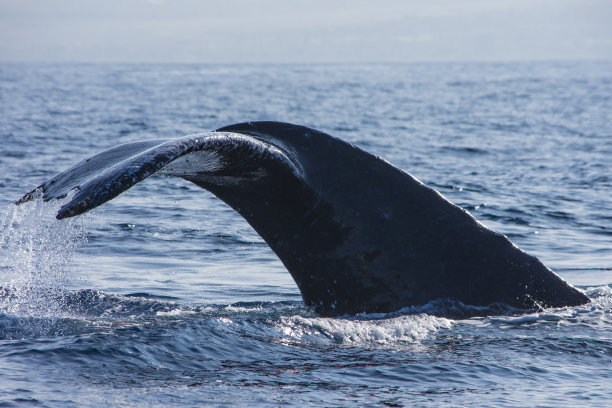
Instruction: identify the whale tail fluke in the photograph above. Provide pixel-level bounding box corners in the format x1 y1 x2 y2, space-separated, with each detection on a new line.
17 122 590 316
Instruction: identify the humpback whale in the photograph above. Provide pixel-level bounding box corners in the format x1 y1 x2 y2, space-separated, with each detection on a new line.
18 122 589 316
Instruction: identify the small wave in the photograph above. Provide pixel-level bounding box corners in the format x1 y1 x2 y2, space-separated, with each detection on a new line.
586 284 612 296
440 145 489 155
395 297 526 319
0 288 185 340
0 284 304 340
472 286 612 328
585 285 612 309
483 310 577 326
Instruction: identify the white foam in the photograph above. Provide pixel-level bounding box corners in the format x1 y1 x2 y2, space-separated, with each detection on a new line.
224 304 263 313
155 308 196 317
275 313 452 346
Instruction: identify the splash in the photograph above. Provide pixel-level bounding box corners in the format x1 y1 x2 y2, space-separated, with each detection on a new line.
0 195 89 318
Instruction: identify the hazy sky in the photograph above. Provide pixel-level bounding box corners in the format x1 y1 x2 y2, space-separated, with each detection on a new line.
1 0 610 63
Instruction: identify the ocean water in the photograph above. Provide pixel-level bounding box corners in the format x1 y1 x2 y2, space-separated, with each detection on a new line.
0 61 611 407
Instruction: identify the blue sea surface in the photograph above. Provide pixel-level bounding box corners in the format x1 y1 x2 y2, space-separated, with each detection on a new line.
1 62 611 407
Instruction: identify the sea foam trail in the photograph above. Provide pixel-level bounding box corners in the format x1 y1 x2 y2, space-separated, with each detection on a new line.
0 196 89 318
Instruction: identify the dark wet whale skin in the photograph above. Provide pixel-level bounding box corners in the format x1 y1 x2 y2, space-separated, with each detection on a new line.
214 122 588 315
19 121 589 316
